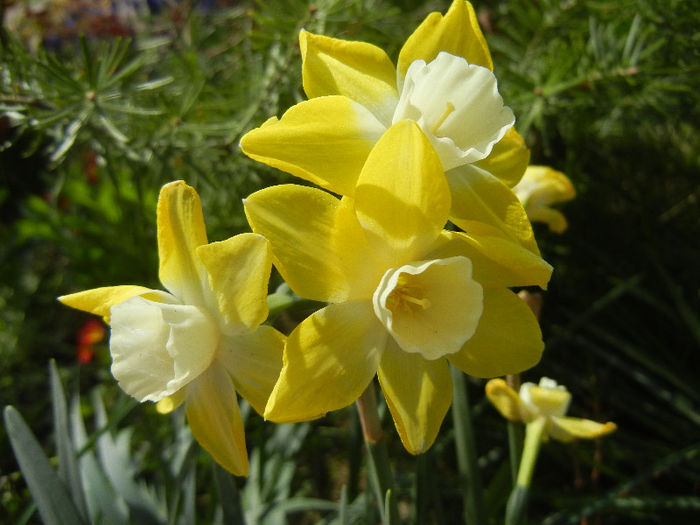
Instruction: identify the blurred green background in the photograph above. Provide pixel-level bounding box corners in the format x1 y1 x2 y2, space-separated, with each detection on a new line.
1 0 698 523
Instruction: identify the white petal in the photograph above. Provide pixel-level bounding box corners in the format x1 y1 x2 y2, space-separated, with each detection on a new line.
393 52 514 171
372 256 483 360
110 296 220 402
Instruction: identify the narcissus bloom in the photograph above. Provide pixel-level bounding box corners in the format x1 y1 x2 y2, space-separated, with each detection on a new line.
241 0 539 255
486 377 616 442
59 181 284 475
513 166 576 233
244 121 551 454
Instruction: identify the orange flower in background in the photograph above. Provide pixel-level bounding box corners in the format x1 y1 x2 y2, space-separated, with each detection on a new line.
76 318 106 364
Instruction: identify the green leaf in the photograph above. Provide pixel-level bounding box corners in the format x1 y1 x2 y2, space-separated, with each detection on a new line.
4 406 88 525
70 396 130 525
50 361 88 519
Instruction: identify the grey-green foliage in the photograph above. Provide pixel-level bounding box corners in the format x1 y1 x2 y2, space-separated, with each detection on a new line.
4 360 349 524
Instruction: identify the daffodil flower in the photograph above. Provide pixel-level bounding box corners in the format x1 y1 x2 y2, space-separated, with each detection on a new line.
513 166 576 233
244 120 552 454
59 181 285 476
240 0 539 255
485 377 616 442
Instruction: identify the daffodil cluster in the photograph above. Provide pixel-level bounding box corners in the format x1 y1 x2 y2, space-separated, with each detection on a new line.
241 0 555 454
59 1 565 472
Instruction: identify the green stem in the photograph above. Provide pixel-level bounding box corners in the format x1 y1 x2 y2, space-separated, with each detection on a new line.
517 418 547 488
506 374 523 487
505 417 547 525
356 382 398 525
450 365 485 525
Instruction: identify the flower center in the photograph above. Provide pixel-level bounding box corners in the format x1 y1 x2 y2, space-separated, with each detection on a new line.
386 274 432 313
372 257 484 360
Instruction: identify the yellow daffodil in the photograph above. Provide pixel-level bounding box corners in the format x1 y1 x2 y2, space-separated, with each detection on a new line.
244 120 552 454
513 166 576 233
485 377 616 442
59 181 285 476
240 0 539 255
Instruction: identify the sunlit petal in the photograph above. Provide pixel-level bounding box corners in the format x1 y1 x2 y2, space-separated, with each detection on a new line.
58 285 153 323
475 128 530 188
110 297 219 402
185 366 249 475
448 288 543 378
448 163 540 255
300 30 399 126
197 233 272 332
218 325 285 416
521 380 571 418
485 378 525 422
397 0 492 87
355 120 450 265
394 53 513 171
240 96 386 197
264 301 386 423
244 184 380 302
157 181 209 305
377 339 452 454
549 416 617 443
426 230 552 290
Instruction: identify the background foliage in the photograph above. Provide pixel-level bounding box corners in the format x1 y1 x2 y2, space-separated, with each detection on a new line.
1 0 698 523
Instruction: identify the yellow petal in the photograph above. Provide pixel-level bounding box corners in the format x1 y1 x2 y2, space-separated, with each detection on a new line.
300 30 399 126
218 325 285 416
157 181 209 305
514 166 576 207
522 381 571 418
240 96 386 197
58 285 153 323
485 378 524 422
355 120 450 265
448 288 543 377
377 338 452 454
528 207 569 233
264 301 386 423
475 128 531 188
197 233 271 331
548 416 617 443
397 0 492 85
447 164 541 255
185 366 248 476
426 230 552 290
244 185 380 303
156 390 185 414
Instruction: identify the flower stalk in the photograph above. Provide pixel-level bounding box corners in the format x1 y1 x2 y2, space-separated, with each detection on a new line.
356 383 398 524
450 365 485 525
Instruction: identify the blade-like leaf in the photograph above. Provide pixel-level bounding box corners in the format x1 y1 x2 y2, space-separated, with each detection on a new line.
50 360 88 519
4 406 87 525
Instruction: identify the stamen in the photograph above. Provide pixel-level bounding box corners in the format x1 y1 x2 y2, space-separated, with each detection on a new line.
430 102 455 136
402 295 431 309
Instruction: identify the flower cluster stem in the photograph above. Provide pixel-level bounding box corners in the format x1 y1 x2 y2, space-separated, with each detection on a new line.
356 382 398 524
506 417 547 525
450 365 485 525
